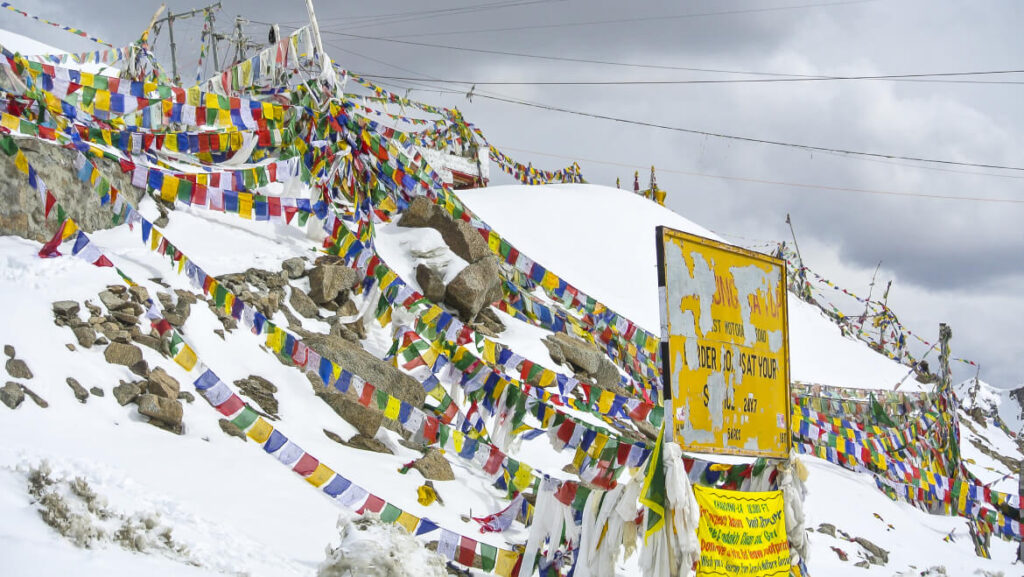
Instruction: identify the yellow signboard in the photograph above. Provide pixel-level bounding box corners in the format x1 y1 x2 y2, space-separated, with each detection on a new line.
656 227 790 458
694 485 790 576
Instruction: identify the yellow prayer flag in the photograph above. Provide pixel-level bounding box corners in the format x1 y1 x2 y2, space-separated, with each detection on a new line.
588 434 608 459
217 109 231 127
483 340 497 364
246 417 273 443
205 93 219 110
538 370 555 389
229 131 242 149
1 113 19 131
541 270 559 291
238 193 253 219
384 396 402 421
94 90 110 112
173 343 198 371
14 150 28 175
61 219 79 240
572 447 587 470
305 463 334 487
150 230 163 251
80 72 95 87
597 391 615 414
187 86 201 106
512 463 533 492
396 511 419 534
266 327 285 352
223 292 235 316
452 430 464 453
161 175 179 202
487 230 501 253
495 550 519 577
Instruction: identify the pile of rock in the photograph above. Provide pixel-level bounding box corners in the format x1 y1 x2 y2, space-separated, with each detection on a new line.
1 345 46 410
398 197 505 332
112 367 186 434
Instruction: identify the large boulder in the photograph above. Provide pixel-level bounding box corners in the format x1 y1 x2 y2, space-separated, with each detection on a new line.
307 264 358 304
303 335 426 408
544 333 628 394
146 367 180 399
281 257 307 279
416 264 447 304
137 394 183 427
289 287 320 319
113 381 142 406
444 257 502 321
398 197 492 263
234 375 279 416
316 389 384 438
413 448 455 481
104 342 143 367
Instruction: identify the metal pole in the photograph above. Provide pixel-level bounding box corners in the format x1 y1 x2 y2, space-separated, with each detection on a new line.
1018 461 1023 563
303 0 326 60
208 10 220 71
166 10 179 84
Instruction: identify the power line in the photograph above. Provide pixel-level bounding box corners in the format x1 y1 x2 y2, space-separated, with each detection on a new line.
327 30 1024 85
465 92 1024 172
494 145 1024 204
330 0 876 39
276 0 560 27
355 72 1024 86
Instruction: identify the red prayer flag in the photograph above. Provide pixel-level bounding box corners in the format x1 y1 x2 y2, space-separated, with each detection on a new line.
457 536 476 567
292 453 319 476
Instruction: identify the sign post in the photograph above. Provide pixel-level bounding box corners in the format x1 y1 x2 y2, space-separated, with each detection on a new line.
656 226 791 459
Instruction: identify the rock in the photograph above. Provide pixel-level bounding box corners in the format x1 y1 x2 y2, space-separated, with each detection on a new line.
476 307 506 335
129 360 150 377
397 196 436 228
1 382 25 409
234 375 279 416
416 264 447 303
444 257 502 321
103 342 143 367
817 523 836 537
72 325 96 348
304 334 426 408
84 300 102 317
218 418 247 441
316 389 383 437
344 433 392 454
66 377 90 403
20 385 47 408
153 213 169 228
89 387 104 397
132 333 163 352
5 358 33 379
323 429 346 445
329 321 361 343
307 264 357 304
137 394 183 427
413 448 455 481
544 333 603 375
98 290 129 311
111 310 140 325
95 336 109 346
65 344 75 351
853 561 870 569
281 257 307 279
289 287 320 318
128 285 150 304
112 381 142 406
3 344 13 359
177 391 195 403
52 301 80 317
146 367 180 399
854 537 889 565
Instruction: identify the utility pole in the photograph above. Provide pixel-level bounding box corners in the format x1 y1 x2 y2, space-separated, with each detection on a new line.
859 261 881 336
785 213 811 302
151 2 222 84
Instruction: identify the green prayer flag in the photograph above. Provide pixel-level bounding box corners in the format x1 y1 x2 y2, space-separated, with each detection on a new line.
380 503 402 524
231 406 259 430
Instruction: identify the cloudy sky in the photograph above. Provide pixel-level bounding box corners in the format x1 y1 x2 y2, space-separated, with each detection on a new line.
9 0 1024 388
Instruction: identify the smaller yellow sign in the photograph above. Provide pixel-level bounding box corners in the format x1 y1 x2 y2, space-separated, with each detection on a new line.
694 485 790 577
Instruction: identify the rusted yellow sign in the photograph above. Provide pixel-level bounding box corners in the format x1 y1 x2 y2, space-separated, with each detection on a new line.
657 227 790 458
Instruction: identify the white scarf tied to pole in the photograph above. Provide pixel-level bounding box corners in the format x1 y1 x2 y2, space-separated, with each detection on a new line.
778 452 810 564
639 441 700 577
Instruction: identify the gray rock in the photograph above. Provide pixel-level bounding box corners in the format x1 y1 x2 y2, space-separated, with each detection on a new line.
95 336 109 346
304 334 426 408
20 384 47 408
129 360 150 377
132 333 163 352
84 300 102 317
234 375 279 416
329 321 361 343
98 290 129 312
111 310 140 325
344 433 392 454
416 264 447 304
128 285 150 304
396 195 436 228
817 523 836 537
281 257 307 279
66 377 90 403
316 389 383 437
146 367 180 399
854 537 889 565
289 287 320 319
2 344 12 358
65 344 75 352
307 264 357 304
72 325 96 348
1 382 25 409
444 257 502 321
89 387 104 397
112 381 142 406
177 391 195 403
413 448 455 481
5 358 33 379
137 394 183 427
103 342 143 367
52 301 80 317
218 418 247 441
476 307 506 335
